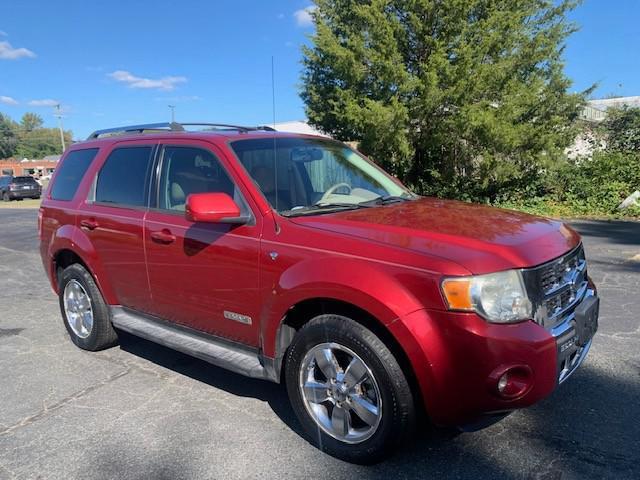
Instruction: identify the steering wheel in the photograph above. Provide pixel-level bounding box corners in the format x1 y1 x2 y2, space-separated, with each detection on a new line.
318 183 352 203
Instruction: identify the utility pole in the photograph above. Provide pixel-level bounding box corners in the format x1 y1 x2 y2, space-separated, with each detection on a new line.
168 105 176 123
54 104 65 153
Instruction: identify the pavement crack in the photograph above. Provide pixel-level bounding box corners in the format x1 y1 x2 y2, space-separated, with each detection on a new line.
0 367 131 437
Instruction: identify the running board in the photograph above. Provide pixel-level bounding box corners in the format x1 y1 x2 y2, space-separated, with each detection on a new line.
110 307 277 382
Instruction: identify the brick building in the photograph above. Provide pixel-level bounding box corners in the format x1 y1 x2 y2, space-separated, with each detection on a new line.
0 155 60 177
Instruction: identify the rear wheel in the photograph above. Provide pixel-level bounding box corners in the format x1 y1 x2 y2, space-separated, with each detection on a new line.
284 314 415 464
58 264 118 351
2 192 9 202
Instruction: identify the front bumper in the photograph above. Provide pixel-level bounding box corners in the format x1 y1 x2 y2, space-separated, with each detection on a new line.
390 290 598 427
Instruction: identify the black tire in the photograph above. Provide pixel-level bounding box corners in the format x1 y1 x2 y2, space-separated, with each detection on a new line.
2 191 10 202
58 263 118 351
284 314 415 464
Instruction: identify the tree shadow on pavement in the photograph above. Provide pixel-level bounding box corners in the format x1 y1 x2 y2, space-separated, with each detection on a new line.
570 220 640 248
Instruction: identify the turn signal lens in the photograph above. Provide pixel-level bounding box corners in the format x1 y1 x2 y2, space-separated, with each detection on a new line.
441 270 532 323
441 278 473 310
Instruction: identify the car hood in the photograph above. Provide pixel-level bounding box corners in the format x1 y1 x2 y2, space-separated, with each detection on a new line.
289 197 580 274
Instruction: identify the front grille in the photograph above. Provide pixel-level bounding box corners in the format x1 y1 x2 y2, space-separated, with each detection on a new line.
526 244 589 330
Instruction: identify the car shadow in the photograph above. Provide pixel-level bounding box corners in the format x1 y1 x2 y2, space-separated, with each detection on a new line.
113 331 640 479
115 330 304 435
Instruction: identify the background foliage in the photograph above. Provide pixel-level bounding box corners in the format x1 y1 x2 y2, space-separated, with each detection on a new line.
302 0 587 202
302 0 638 218
0 112 72 160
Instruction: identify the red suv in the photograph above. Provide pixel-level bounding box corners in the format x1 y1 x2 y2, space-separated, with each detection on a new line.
39 122 598 463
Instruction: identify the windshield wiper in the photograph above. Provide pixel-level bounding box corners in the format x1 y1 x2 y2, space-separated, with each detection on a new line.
360 195 416 206
281 203 372 217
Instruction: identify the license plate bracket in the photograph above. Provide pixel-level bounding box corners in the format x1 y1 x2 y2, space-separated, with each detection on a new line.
574 295 599 346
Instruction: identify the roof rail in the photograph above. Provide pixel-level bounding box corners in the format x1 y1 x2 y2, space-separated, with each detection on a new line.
180 123 277 133
87 122 184 139
87 122 276 140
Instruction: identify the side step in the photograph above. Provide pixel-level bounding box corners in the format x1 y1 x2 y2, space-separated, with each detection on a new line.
110 307 277 382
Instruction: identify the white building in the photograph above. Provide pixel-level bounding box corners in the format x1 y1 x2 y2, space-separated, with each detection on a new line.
580 96 640 122
271 120 328 137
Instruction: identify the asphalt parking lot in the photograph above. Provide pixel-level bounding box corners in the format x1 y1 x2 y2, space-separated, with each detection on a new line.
0 209 638 479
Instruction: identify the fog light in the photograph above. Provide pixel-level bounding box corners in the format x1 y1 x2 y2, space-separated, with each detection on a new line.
489 365 533 399
497 374 509 393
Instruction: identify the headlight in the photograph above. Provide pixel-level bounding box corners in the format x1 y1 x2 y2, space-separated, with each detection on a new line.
441 270 532 323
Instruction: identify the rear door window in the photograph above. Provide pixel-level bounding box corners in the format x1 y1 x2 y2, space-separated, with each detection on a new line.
95 146 153 207
50 148 99 201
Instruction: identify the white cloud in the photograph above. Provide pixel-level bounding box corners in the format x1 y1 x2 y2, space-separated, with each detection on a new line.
0 41 36 60
108 70 187 91
0 95 18 105
28 99 59 107
294 6 316 27
0 30 7 37
154 95 202 102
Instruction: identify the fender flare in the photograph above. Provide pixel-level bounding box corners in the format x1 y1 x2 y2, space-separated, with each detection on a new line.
260 256 426 359
48 225 118 304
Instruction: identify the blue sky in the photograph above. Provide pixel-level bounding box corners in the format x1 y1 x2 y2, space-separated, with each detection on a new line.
0 0 638 140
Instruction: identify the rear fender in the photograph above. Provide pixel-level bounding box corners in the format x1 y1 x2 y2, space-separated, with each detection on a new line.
48 225 117 304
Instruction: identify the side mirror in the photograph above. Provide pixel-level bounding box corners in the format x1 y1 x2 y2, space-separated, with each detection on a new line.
185 192 249 224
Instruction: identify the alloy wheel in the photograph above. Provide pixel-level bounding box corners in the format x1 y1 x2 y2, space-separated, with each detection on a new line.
63 280 94 339
299 342 382 444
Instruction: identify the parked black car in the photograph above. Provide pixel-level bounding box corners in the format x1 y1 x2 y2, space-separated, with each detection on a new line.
0 176 42 201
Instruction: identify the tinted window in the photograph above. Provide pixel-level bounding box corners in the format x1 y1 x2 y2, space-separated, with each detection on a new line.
14 176 38 184
96 147 153 207
158 146 236 211
50 148 99 201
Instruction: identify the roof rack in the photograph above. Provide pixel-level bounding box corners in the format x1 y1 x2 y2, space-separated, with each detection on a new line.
87 122 276 140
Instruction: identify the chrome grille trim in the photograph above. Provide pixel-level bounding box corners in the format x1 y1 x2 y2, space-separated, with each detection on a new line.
522 244 589 330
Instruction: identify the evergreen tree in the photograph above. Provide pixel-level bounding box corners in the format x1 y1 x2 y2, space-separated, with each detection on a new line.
0 113 18 159
302 0 590 201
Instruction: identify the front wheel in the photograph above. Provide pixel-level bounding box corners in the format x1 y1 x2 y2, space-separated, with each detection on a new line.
2 192 10 202
284 315 415 464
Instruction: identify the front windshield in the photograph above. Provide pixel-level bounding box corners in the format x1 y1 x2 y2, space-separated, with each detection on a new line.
230 137 413 215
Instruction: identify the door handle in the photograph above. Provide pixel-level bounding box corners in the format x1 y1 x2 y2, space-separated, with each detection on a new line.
80 219 99 230
150 229 176 244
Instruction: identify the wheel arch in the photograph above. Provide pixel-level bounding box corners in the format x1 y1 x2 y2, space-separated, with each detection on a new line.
270 297 425 418
49 226 117 304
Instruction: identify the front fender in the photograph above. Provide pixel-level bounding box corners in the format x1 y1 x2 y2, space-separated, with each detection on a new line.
261 256 429 358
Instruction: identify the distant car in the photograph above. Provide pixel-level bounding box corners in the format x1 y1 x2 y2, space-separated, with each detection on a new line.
0 175 42 201
39 121 598 463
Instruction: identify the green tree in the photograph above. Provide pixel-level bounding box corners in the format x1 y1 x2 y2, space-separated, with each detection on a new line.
0 113 18 159
20 112 44 132
15 128 72 159
302 0 589 201
601 106 640 152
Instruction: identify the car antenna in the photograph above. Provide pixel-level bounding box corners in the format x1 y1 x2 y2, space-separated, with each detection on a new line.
271 55 279 217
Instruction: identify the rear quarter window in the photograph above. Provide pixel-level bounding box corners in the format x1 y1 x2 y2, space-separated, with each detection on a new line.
50 148 99 201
